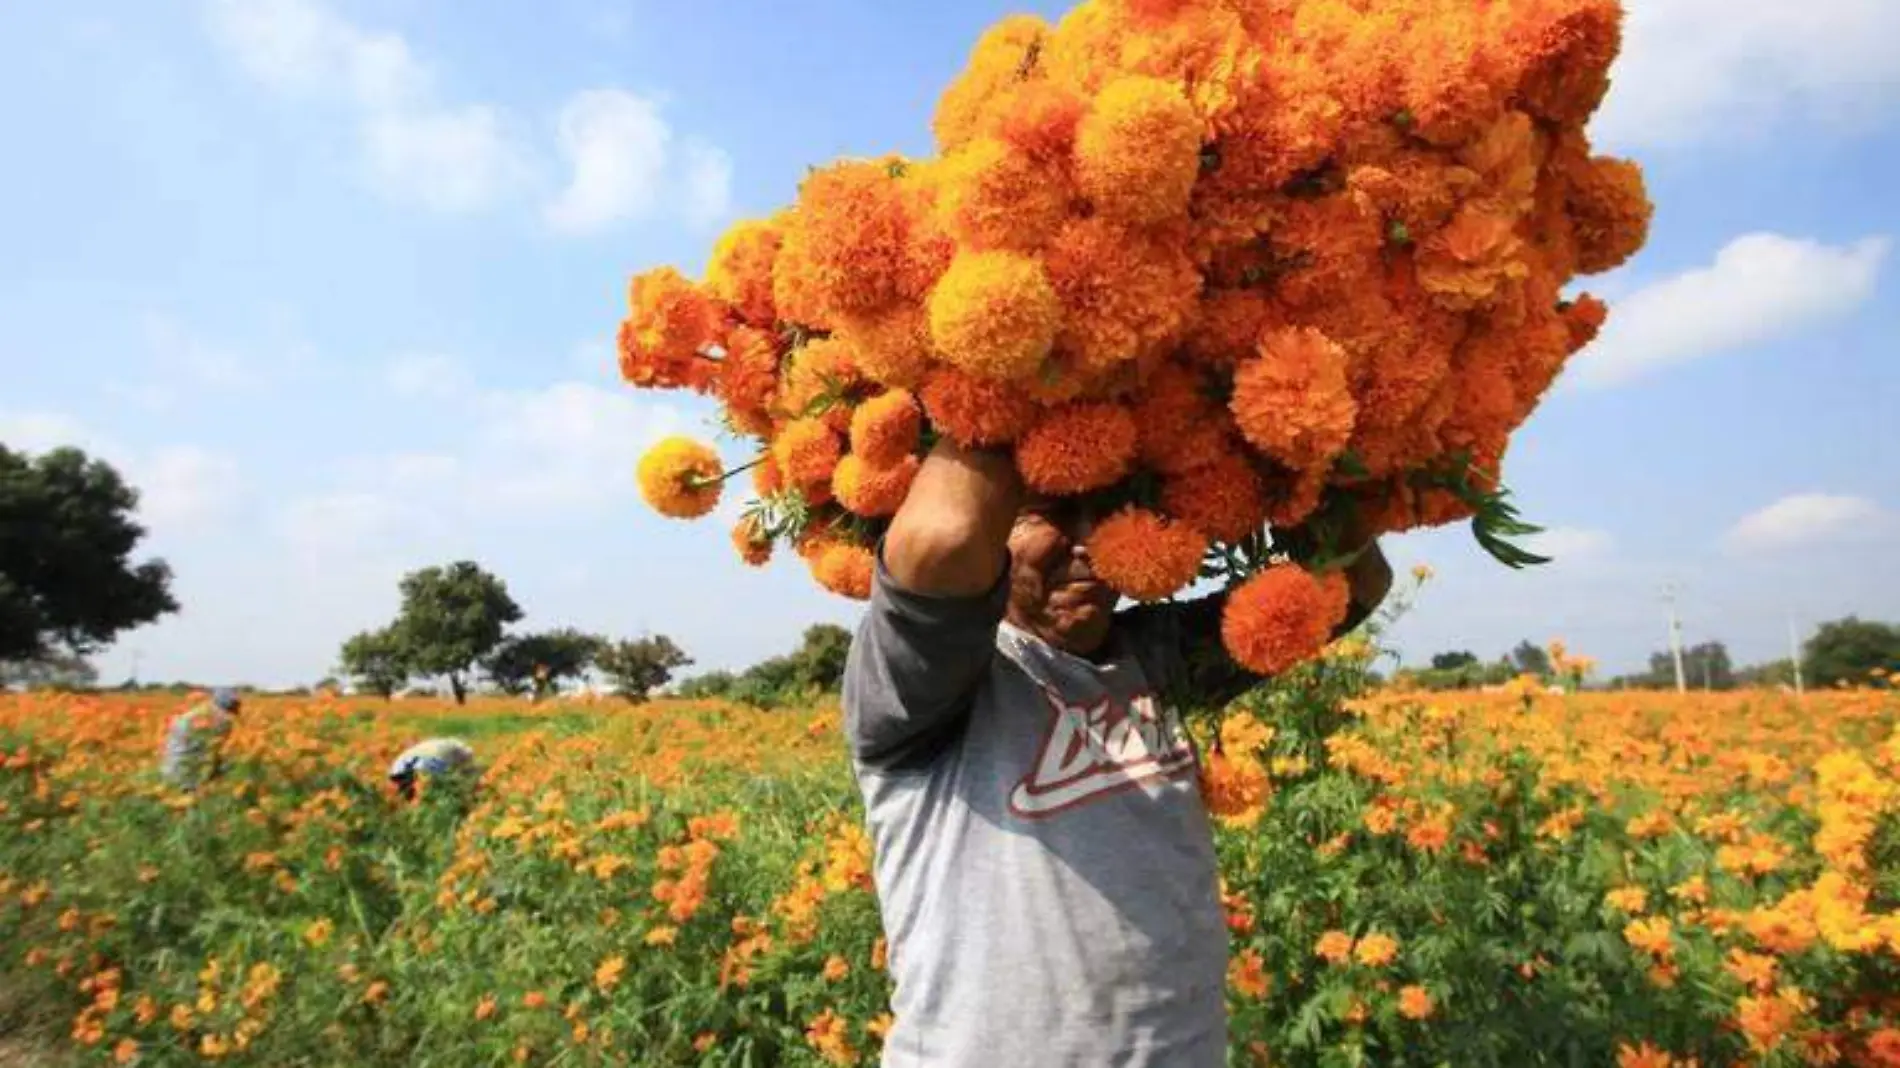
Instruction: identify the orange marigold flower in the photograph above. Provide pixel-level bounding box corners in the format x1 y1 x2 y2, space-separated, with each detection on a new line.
637 436 724 519
594 955 626 993
1228 949 1269 999
521 991 547 1010
1185 289 1277 368
1623 916 1673 958
850 389 922 468
805 1007 858 1067
1513 0 1622 126
1075 76 1201 226
834 454 920 519
1354 932 1399 967
813 544 875 601
1230 327 1357 472
1605 887 1649 914
1045 215 1199 375
834 305 933 389
731 514 773 567
1415 207 1530 311
1724 949 1778 992
774 419 844 488
778 337 862 429
112 1038 139 1065
1566 155 1653 275
773 160 912 322
1199 752 1269 827
1398 985 1435 1021
1085 507 1206 602
1132 362 1229 475
927 250 1061 382
821 955 850 983
1162 450 1268 543
716 325 781 428
973 79 1086 167
932 15 1052 153
474 994 497 1021
1615 1042 1673 1068
1221 566 1351 676
706 215 784 325
644 926 679 948
938 137 1070 252
1314 930 1354 965
621 267 720 391
1015 402 1138 495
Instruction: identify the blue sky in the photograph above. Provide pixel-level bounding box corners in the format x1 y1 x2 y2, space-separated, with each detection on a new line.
2 0 1896 687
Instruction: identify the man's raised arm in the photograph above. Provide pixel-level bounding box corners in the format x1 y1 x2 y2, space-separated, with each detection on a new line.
843 441 1022 768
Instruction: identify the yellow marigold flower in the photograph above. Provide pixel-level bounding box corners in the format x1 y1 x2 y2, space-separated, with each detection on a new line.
1198 751 1269 828
594 955 625 993
1354 932 1399 967
1314 930 1354 965
1724 949 1778 992
1218 713 1274 757
1074 76 1201 226
932 15 1051 153
302 917 333 948
938 137 1070 252
774 160 911 323
1085 507 1206 602
1605 887 1648 914
927 250 1060 382
706 215 784 325
637 437 724 519
644 926 678 948
1227 949 1269 999
773 419 844 489
833 305 932 389
1398 985 1435 1021
1015 402 1138 496
1623 916 1674 958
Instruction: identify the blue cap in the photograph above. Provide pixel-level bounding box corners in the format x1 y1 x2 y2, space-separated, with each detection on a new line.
211 688 240 711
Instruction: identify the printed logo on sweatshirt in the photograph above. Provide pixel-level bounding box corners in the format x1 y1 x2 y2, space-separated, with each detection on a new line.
1007 689 1198 819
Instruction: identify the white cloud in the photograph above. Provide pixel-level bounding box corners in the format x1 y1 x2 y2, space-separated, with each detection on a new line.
544 89 673 234
385 352 473 398
1595 0 1900 148
1724 493 1894 554
682 140 734 228
0 411 241 538
1526 527 1615 562
473 380 686 511
274 490 415 557
143 313 260 392
202 0 529 213
0 411 92 454
1572 233 1889 388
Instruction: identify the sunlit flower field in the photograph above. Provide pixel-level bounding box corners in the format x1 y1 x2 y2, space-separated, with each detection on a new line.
2 674 1895 1067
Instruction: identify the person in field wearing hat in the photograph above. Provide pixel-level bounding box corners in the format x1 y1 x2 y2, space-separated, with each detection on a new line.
843 441 1390 1067
387 737 478 800
159 688 242 791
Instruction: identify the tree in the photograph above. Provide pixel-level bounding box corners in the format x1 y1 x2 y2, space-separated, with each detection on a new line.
0 650 98 691
787 624 852 692
1735 658 1797 689
1509 640 1552 678
391 562 522 704
0 445 178 661
1430 651 1479 671
485 629 603 700
339 628 409 699
674 670 737 700
596 635 692 703
1803 617 1900 688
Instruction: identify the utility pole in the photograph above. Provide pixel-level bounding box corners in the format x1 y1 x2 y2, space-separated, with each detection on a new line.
1789 618 1805 697
1662 584 1687 693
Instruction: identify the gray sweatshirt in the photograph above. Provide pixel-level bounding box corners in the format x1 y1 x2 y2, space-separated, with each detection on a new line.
843 558 1242 1067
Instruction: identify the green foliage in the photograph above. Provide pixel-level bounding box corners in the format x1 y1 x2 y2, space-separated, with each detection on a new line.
1430 651 1478 671
391 562 524 705
0 444 178 660
677 624 854 710
596 635 693 703
0 650 98 691
1803 616 1900 688
339 627 409 699
1617 642 1736 691
483 628 603 699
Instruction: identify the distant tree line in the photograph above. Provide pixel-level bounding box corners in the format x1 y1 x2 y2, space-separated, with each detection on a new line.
672 624 853 709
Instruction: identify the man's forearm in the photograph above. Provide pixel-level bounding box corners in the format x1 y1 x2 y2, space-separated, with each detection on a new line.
884 441 1021 597
1338 541 1393 634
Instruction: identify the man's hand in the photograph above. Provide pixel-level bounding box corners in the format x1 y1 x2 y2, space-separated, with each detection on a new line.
884 441 1022 598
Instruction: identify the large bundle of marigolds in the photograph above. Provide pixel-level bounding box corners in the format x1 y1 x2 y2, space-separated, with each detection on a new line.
620 0 1649 674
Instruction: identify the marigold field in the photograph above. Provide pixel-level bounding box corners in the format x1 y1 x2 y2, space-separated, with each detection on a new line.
3 659 1896 1068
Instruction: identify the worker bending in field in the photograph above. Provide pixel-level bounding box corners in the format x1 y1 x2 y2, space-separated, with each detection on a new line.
159 688 242 791
842 441 1391 1067
387 737 478 800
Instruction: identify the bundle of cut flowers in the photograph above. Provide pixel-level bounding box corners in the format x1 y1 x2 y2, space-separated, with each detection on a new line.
620 0 1650 676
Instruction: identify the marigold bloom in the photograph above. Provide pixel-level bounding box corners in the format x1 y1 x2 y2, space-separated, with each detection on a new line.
1623 916 1673 958
834 454 921 519
821 955 851 982
1084 507 1205 602
1315 930 1354 965
928 250 1061 382
706 215 784 325
620 268 719 391
637 437 724 519
474 994 497 1021
932 15 1052 153
1199 751 1269 827
1354 932 1399 967
731 515 773 567
774 160 912 322
850 389 922 468
1566 155 1653 275
938 137 1071 251
1015 402 1138 495
594 955 626 993
774 419 844 489
805 1008 858 1067
1615 1042 1672 1068
1045 215 1199 374
833 305 933 389
1231 328 1357 472
1228 949 1269 999
1221 566 1351 676
644 926 679 948
1605 886 1648 914
1161 450 1268 543
716 325 781 429
813 544 875 601
1397 985 1435 1021
1075 76 1201 226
